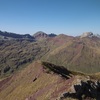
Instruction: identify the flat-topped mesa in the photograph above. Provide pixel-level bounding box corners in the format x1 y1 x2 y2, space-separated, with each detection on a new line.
80 32 93 38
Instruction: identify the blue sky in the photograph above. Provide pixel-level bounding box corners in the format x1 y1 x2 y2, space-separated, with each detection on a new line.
0 0 100 36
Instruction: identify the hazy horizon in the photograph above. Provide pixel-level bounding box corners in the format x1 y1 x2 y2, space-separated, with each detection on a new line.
0 0 100 36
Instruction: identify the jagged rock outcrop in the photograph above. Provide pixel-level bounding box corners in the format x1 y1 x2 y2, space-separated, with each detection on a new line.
60 79 100 100
80 32 93 38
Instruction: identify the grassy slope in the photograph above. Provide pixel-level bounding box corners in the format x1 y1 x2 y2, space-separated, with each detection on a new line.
0 60 99 100
0 61 76 100
42 37 100 73
1 35 100 78
0 39 50 77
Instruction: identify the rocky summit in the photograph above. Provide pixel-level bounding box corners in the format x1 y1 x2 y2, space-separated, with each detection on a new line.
80 32 93 38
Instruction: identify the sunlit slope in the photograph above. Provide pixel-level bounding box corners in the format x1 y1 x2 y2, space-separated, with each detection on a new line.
1 34 100 77
42 37 100 73
0 61 75 100
0 60 100 100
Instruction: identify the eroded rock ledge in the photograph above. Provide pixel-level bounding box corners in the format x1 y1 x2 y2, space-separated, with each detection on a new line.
60 80 100 100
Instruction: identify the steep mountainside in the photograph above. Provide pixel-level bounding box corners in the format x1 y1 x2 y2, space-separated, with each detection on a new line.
0 39 50 77
42 36 100 73
1 31 100 100
0 31 100 77
0 61 100 100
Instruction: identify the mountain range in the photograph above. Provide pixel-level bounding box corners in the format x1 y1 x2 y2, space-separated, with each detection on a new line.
0 30 100 75
0 30 100 100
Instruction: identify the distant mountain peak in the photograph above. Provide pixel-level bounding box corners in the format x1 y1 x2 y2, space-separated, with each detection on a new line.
80 32 100 39
0 30 34 40
33 31 47 35
33 31 48 39
80 32 93 38
33 31 57 40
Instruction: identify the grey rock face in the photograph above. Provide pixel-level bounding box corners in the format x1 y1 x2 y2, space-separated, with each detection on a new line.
81 32 93 38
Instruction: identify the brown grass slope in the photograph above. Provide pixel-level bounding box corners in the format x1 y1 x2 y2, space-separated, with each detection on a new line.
41 37 100 73
0 34 100 77
0 34 74 77
0 61 76 100
0 61 100 100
